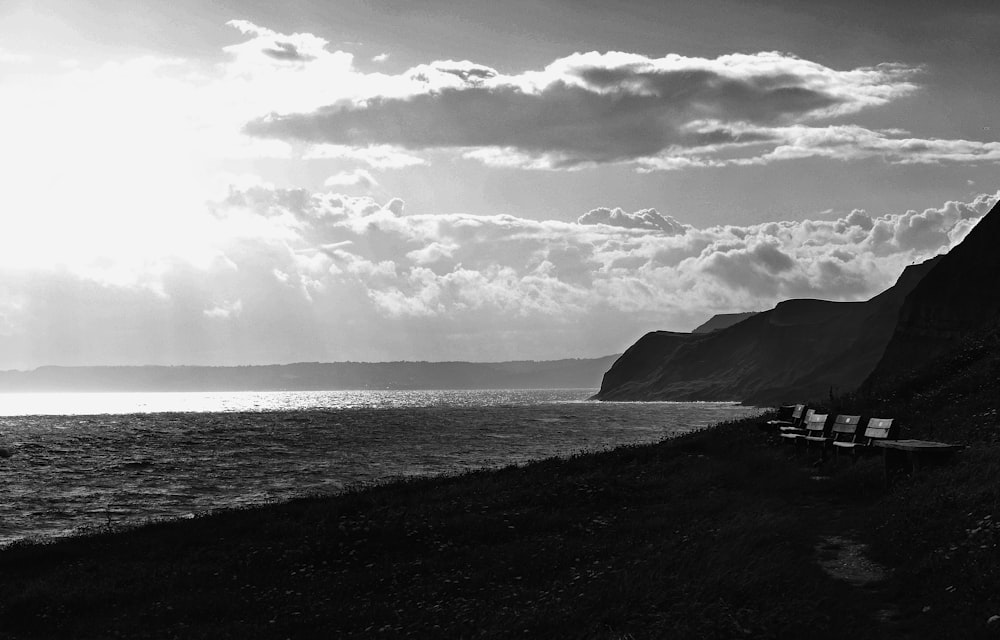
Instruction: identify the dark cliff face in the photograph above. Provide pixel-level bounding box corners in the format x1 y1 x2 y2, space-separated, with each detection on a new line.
597 256 941 404
597 331 696 399
867 201 1000 388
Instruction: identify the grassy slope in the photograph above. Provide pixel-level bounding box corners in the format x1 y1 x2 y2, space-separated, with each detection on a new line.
1 327 998 638
854 323 1000 638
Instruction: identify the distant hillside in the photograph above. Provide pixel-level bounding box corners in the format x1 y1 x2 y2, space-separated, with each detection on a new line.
596 256 940 405
867 200 1000 390
691 312 759 334
0 357 620 393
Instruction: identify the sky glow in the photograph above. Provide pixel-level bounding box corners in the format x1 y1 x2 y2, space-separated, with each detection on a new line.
0 0 997 368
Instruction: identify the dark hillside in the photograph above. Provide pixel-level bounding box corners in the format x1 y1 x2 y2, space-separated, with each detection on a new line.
845 319 1000 443
823 319 1000 640
868 201 1000 388
597 257 940 404
594 331 696 398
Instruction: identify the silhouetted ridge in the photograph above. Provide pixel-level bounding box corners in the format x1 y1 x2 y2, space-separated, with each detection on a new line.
596 256 941 404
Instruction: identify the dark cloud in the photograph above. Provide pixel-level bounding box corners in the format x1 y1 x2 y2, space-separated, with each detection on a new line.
262 41 316 62
245 52 916 167
571 66 840 121
410 61 499 84
245 81 807 166
249 83 684 165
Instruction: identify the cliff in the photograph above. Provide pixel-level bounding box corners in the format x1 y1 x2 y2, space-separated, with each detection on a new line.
597 256 941 405
866 200 1000 389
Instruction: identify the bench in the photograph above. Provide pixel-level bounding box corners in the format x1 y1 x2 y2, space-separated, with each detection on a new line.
831 417 892 462
875 439 964 486
762 404 806 433
807 414 861 455
780 411 826 445
779 408 815 436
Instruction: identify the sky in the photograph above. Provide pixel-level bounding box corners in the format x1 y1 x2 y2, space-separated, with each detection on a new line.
0 0 997 368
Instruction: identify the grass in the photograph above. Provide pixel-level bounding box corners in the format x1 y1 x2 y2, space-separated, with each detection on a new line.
867 444 1000 636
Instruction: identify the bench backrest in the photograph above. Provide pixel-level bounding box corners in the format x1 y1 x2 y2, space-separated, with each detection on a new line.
805 412 828 435
830 415 861 441
790 404 806 421
862 418 893 442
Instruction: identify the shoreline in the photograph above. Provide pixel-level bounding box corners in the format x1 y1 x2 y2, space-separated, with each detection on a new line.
1 414 997 638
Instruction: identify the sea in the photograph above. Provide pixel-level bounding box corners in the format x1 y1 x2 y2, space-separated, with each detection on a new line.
0 389 763 545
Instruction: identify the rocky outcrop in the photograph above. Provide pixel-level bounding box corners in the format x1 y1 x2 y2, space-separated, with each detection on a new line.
866 200 1000 388
597 256 941 405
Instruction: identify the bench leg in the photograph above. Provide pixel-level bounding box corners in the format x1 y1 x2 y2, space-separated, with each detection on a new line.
883 447 912 488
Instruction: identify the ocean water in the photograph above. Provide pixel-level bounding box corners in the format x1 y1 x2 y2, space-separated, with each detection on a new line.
0 390 762 545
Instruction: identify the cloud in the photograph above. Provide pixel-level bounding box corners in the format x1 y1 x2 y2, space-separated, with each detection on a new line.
633 123 1000 171
324 169 379 190
262 41 316 62
303 144 427 169
0 19 996 366
244 49 923 169
12 21 984 180
372 53 389 63
225 20 328 64
741 124 1000 166
204 299 243 319
0 49 30 64
12 20 982 180
212 25 997 171
0 184 995 368
577 207 688 234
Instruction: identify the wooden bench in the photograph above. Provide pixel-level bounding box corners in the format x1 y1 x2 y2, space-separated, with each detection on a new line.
875 439 964 486
780 411 826 445
779 408 815 437
807 414 860 455
762 404 806 433
831 417 892 462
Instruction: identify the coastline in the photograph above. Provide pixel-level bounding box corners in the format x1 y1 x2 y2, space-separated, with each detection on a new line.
1 414 997 638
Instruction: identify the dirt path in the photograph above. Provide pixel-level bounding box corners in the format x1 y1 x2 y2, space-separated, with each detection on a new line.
804 472 914 636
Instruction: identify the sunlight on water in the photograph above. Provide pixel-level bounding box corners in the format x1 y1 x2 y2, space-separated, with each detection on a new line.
0 389 598 416
0 390 763 545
